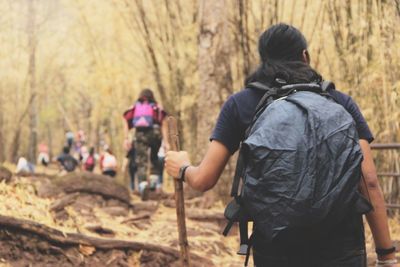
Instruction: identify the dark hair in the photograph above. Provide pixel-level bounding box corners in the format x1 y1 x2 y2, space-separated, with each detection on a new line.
245 23 321 86
138 88 156 103
63 146 70 154
89 147 95 155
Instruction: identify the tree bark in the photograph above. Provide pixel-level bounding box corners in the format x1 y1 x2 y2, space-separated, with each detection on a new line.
198 0 234 201
0 87 5 163
27 0 38 163
237 0 251 78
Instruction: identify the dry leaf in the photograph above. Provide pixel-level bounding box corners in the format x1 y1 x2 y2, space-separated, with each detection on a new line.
79 244 96 256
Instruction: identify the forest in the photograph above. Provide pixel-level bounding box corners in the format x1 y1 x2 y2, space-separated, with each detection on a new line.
0 0 399 266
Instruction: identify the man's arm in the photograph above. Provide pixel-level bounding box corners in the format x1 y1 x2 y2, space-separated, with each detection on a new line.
359 139 397 262
165 140 231 192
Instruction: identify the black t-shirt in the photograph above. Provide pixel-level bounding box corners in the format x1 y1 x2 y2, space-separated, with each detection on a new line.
211 87 374 154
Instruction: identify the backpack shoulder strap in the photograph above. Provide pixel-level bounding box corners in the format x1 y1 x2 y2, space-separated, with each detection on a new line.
321 80 335 91
247 82 271 92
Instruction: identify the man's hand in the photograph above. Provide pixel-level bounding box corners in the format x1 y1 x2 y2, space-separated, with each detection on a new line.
164 151 190 178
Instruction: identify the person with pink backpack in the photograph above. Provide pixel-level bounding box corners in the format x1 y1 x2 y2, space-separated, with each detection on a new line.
123 89 169 199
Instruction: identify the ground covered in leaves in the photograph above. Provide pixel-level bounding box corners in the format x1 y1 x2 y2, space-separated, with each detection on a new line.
0 165 399 266
0 166 241 267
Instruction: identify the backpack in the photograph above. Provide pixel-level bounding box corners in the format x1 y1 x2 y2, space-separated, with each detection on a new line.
132 101 158 128
84 155 95 171
63 155 77 172
223 81 372 265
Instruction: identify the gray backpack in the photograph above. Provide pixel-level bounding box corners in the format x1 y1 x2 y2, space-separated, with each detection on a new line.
223 81 371 266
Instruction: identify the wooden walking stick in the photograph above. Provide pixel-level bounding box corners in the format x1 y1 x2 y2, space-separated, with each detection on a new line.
167 116 190 267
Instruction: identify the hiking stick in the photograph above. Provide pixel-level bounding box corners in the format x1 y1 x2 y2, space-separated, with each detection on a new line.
167 116 190 267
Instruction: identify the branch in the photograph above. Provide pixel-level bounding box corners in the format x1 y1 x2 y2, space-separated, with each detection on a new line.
0 214 214 266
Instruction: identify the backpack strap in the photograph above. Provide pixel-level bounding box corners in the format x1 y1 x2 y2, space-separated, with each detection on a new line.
243 233 254 266
247 81 271 92
230 149 246 197
237 220 249 255
321 80 335 91
281 83 322 92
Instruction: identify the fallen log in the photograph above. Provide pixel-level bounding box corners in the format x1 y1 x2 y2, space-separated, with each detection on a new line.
0 214 214 266
55 172 131 205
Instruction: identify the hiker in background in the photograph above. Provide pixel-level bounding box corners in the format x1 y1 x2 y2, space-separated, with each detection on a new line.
65 130 75 149
37 143 50 167
82 147 96 172
79 145 89 162
126 140 137 191
123 88 169 199
57 146 78 173
16 157 35 173
77 130 86 145
100 146 117 177
73 137 83 161
165 24 397 267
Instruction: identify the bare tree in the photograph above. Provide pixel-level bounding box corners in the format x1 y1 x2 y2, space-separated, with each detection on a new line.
0 85 5 163
236 0 251 78
27 0 38 163
198 0 234 202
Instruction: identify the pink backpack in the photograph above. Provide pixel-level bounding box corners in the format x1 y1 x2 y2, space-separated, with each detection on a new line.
84 155 95 171
132 101 157 128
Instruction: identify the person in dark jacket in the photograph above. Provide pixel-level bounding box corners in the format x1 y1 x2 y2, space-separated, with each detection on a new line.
165 24 397 267
57 146 78 173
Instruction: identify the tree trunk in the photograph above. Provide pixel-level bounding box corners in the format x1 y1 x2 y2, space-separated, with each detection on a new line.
198 0 234 201
9 130 21 163
0 87 5 163
27 0 38 163
237 0 251 78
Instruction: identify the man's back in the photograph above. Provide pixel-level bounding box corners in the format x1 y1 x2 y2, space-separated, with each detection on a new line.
57 153 78 172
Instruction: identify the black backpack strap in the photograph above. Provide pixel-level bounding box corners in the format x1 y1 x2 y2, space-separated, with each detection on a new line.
247 81 271 92
321 80 335 91
237 220 249 255
280 83 322 93
231 149 245 197
243 233 254 267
